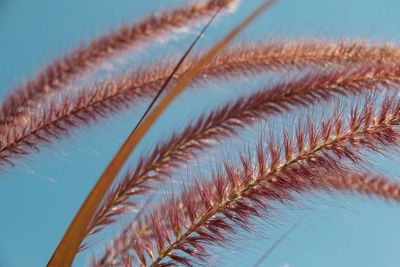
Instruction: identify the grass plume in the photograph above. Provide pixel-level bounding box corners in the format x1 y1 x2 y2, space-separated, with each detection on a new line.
4 38 400 130
2 40 400 167
314 172 400 201
94 94 400 266
0 0 236 123
85 61 400 242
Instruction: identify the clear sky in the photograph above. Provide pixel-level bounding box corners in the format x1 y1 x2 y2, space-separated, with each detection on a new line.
0 0 400 266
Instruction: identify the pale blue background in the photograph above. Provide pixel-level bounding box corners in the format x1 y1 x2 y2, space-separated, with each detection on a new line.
1 0 400 266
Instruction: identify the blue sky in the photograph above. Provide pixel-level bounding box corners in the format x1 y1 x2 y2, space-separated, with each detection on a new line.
1 0 400 266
